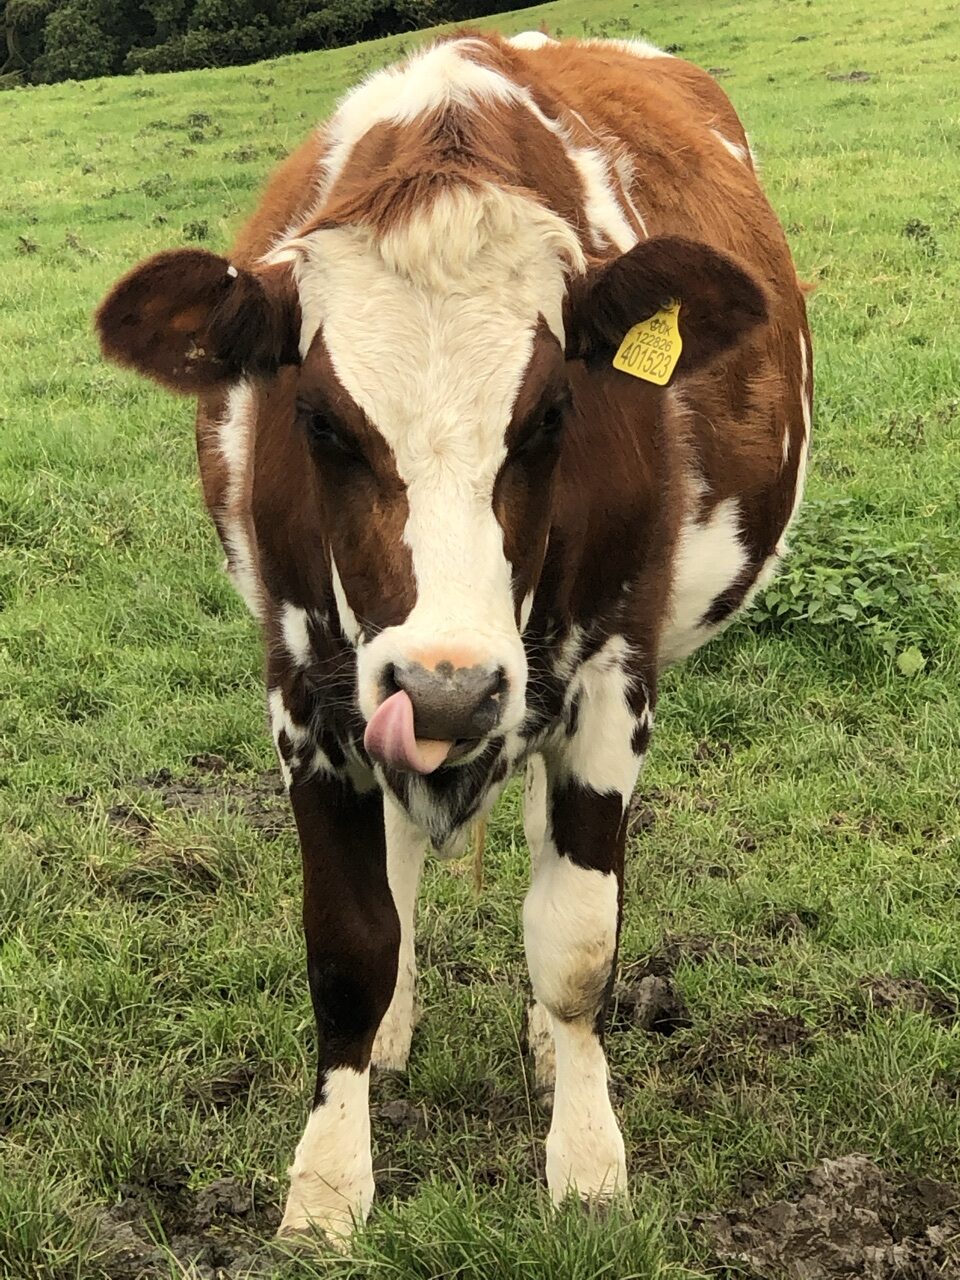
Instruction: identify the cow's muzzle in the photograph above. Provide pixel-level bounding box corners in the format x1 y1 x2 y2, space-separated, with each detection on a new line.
364 660 506 773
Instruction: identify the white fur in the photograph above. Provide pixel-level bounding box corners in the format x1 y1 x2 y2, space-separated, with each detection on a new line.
519 588 536 632
508 31 556 50
280 602 312 668
279 1066 374 1244
330 556 361 645
523 847 625 1203
568 145 640 252
217 382 263 619
372 798 426 1072
583 36 670 59
547 1016 627 1203
710 127 749 165
526 999 556 1104
524 853 618 1025
778 329 812 552
306 40 526 231
289 190 583 735
563 635 643 799
522 753 548 867
521 95 644 251
267 686 330 788
660 496 749 664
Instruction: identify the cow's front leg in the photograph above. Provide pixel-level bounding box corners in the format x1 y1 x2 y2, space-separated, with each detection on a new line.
371 796 425 1072
523 655 649 1205
279 774 400 1244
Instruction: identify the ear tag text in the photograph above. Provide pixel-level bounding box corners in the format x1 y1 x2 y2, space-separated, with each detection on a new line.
612 300 682 385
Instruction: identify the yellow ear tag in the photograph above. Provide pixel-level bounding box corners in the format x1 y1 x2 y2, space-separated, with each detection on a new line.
612 300 682 385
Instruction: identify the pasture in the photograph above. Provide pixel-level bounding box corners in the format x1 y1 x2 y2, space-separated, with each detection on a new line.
2 0 960 1275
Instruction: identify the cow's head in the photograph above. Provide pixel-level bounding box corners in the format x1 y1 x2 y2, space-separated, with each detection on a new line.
97 204 766 778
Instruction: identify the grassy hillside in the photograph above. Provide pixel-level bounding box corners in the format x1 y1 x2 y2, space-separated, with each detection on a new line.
2 0 959 1276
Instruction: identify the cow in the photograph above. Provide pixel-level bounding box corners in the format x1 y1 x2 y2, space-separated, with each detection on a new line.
96 29 811 1245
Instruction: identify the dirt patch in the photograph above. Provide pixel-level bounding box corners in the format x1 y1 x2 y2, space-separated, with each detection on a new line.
0 1046 50 1131
859 975 958 1026
184 1062 259 1113
95 1172 280 1279
636 932 774 975
761 907 822 940
111 845 223 901
672 1009 814 1090
133 767 287 838
377 1097 429 1138
67 760 290 846
701 1154 960 1278
827 68 873 82
106 804 155 845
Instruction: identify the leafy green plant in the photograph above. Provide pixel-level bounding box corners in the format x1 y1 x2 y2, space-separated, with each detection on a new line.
750 498 956 661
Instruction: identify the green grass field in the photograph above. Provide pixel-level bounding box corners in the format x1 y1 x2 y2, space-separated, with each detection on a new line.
2 0 960 1275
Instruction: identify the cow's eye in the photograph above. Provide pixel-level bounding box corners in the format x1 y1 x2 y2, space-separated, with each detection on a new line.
513 403 566 457
298 404 364 462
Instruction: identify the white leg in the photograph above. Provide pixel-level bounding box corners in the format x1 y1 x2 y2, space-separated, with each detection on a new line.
371 797 425 1072
524 841 626 1204
279 1066 374 1245
523 755 557 1102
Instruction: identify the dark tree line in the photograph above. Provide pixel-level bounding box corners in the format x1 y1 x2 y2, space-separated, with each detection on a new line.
0 0 539 85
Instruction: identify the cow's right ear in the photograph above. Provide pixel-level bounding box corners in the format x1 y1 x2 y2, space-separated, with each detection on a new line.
95 248 300 394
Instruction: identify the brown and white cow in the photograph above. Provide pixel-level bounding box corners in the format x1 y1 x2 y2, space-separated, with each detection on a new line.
96 30 811 1243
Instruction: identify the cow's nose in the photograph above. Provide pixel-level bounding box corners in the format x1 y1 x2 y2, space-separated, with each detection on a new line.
385 660 507 742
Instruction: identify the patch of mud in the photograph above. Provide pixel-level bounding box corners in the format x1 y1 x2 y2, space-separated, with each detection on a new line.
637 932 774 975
111 846 223 901
671 1009 814 1093
859 975 958 1026
105 804 155 845
94 1173 280 1280
0 1045 49 1131
185 1062 259 1113
761 907 822 940
377 1097 428 1138
132 767 287 838
827 68 873 81
701 1154 960 1278
67 759 290 848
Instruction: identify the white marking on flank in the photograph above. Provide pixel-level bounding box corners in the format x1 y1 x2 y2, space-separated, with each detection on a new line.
583 36 671 58
660 496 748 664
279 1066 374 1245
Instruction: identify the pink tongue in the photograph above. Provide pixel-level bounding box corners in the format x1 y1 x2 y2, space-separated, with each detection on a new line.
364 690 453 774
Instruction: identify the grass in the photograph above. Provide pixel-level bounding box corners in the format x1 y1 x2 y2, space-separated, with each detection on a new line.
2 0 960 1275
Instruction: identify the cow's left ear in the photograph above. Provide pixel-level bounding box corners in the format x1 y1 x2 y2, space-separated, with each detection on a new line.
95 248 300 394
565 234 768 375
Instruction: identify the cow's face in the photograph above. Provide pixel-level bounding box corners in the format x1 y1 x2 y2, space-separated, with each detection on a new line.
96 220 765 776
285 211 574 774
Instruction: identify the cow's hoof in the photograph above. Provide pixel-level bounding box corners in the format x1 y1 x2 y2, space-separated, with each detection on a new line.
276 1211 357 1254
278 1175 373 1252
545 1129 627 1208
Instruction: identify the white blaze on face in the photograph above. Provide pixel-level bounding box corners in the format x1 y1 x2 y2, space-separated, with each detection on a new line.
291 188 579 735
